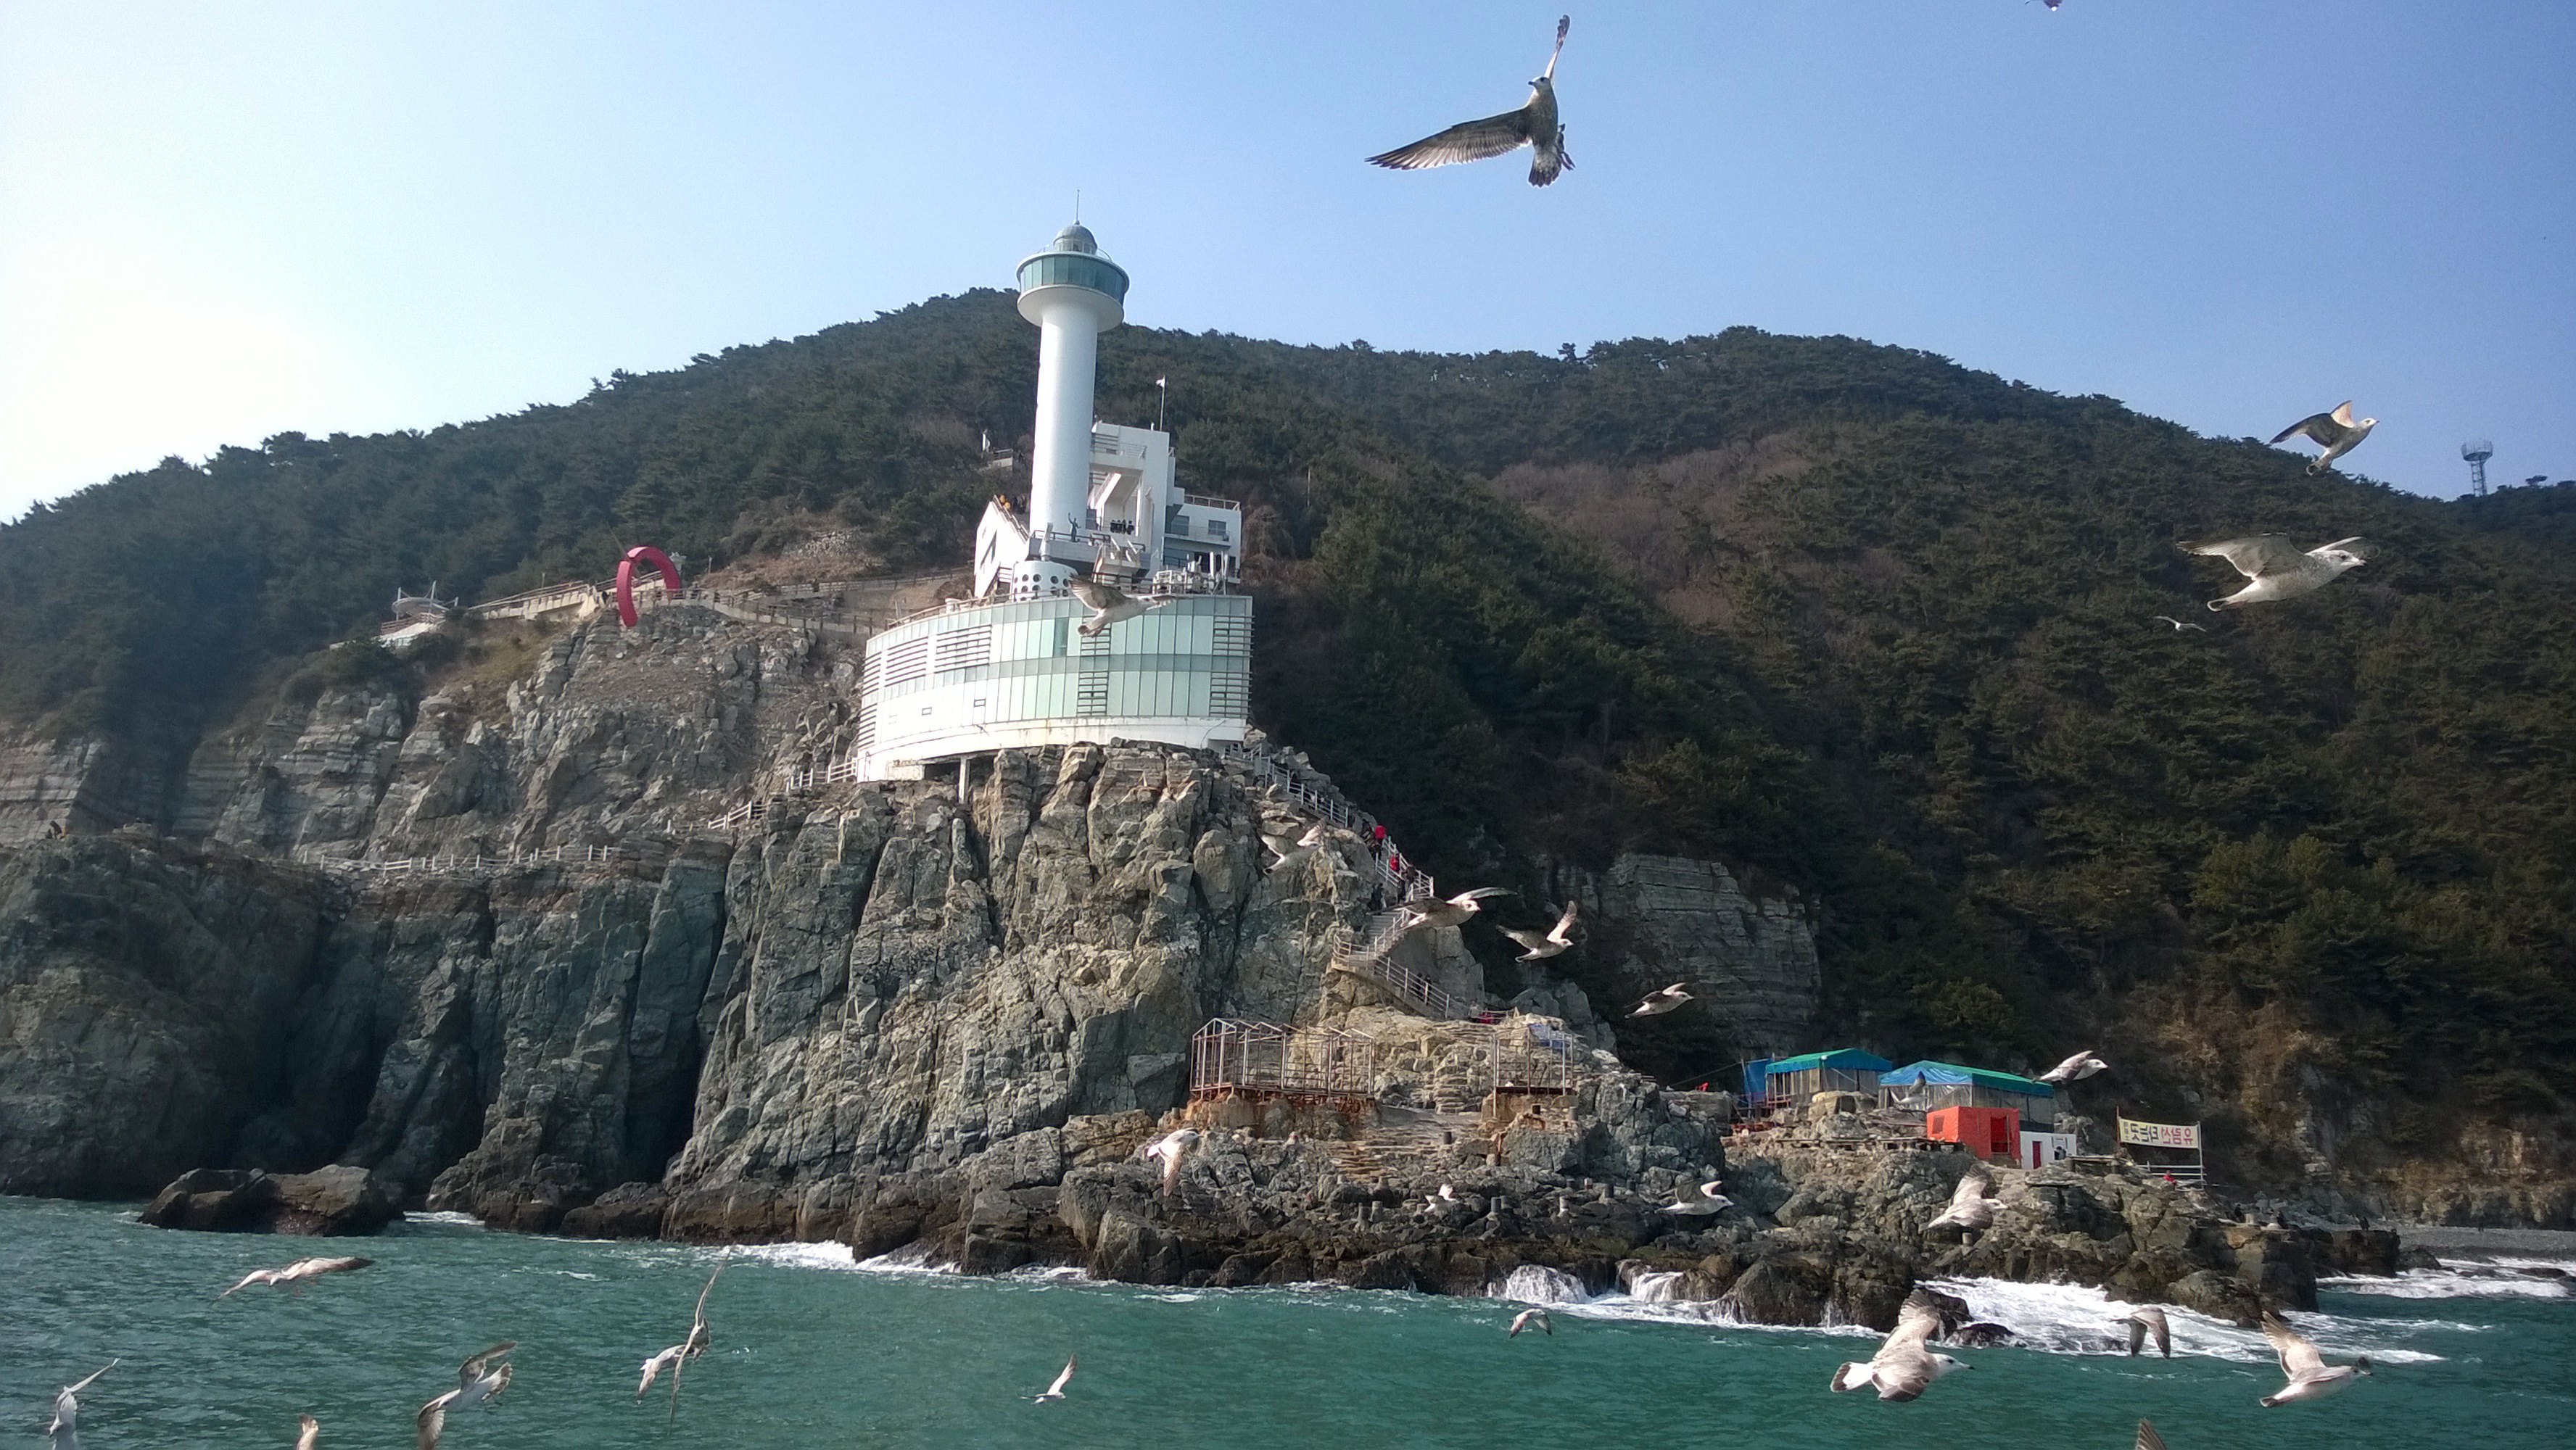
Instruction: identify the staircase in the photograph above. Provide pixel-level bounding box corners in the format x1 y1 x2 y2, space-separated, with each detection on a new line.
1323 1107 1484 1181
1331 911 1475 1020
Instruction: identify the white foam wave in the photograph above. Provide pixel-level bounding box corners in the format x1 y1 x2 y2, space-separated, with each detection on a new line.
1493 1265 1588 1304
1923 1277 2448 1365
2321 1262 2572 1301
402 1211 487 1229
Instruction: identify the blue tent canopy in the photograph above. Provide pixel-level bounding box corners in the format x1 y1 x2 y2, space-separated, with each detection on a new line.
1882 1059 2055 1097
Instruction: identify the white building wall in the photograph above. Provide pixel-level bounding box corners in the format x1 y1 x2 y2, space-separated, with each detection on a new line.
854 592 1252 779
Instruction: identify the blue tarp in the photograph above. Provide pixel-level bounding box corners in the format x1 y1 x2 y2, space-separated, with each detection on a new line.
1741 1058 1772 1098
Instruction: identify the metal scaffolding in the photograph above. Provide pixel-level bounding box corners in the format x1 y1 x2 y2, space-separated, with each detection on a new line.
1189 1019 1376 1103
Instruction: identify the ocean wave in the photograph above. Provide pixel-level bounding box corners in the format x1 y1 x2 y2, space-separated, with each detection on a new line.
1922 1277 2448 1365
2321 1262 2569 1300
402 1211 487 1228
1492 1264 1588 1304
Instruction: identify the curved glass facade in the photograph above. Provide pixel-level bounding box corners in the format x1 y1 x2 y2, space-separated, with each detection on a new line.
1015 250 1131 303
855 592 1250 777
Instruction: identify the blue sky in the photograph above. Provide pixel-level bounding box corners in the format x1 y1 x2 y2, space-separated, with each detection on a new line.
2 1 2568 518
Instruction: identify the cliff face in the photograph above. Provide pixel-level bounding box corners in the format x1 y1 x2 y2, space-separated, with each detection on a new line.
1 607 1724 1239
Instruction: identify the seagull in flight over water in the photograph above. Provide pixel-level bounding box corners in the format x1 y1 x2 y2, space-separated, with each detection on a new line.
2126 1306 2172 1359
2150 616 2208 633
1928 1164 2002 1235
1369 16 1574 186
2260 1313 2371 1406
637 1264 725 1420
1830 1289 1973 1401
1509 1307 1553 1337
2269 402 2377 474
2185 535 2367 611
1032 1356 1076 1403
417 1343 513 1450
296 1415 321 1450
49 1361 116 1450
222 1256 374 1297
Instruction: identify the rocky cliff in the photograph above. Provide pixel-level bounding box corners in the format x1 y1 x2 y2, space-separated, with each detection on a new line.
0 606 1822 1246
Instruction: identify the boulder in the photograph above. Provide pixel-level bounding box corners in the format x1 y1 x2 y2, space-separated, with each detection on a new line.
560 1182 671 1239
140 1164 395 1235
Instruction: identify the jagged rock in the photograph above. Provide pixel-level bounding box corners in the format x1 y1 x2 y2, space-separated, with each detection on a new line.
561 1181 671 1238
139 1164 395 1235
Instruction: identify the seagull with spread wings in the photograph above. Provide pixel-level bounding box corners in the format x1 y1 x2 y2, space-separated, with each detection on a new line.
2185 535 2368 611
1630 983 1692 1017
637 1264 725 1420
1498 898 1580 961
2126 1306 2173 1358
1069 576 1168 637
417 1343 513 1450
1142 1127 1202 1198
295 1415 321 1450
2039 1050 2109 1086
1927 1164 2002 1235
221 1256 375 1298
1031 1356 1077 1403
2150 616 2208 634
1399 887 1510 933
48 1361 116 1450
2259 1313 2371 1406
1508 1307 1553 1338
1659 1178 1733 1216
2270 402 2377 474
1368 16 1574 186
1829 1289 1973 1401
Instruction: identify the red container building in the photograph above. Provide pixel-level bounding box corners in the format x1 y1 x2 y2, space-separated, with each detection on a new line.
1925 1105 2020 1163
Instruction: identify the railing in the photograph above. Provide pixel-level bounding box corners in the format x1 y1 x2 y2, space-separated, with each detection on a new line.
293 843 645 877
1332 911 1469 1019
1222 745 1434 905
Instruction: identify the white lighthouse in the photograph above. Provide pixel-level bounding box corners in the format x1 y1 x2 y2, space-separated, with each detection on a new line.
1016 223 1127 584
847 222 1250 781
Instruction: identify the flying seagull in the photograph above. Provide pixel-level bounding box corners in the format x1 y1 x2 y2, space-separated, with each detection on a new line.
1829 1288 1973 1401
1629 983 1692 1017
49 1361 115 1450
1069 576 1167 637
222 1256 375 1298
2126 1306 2172 1359
1508 1307 1553 1338
1368 15 1574 186
1032 1356 1077 1403
1498 898 1580 960
2185 534 2367 611
1263 819 1335 869
1928 1164 2002 1235
637 1264 725 1420
2269 402 2377 474
2150 616 2208 633
2137 1423 2166 1450
1142 1127 1202 1198
296 1415 321 1450
2039 1050 2109 1085
2259 1313 2371 1406
417 1343 513 1450
1660 1178 1733 1216
1400 887 1510 932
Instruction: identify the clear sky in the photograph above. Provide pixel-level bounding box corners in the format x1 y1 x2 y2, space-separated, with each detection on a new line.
3 1 2569 519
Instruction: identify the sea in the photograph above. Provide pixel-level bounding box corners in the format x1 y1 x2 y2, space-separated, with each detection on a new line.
4 1196 2568 1448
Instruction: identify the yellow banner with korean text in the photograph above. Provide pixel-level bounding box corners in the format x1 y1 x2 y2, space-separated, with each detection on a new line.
2117 1116 2201 1150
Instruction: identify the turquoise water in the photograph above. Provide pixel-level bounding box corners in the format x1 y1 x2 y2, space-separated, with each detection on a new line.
4 1196 2569 1448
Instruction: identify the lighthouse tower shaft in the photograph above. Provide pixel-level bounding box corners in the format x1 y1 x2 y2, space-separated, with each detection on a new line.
1029 303 1103 536
1015 225 1129 565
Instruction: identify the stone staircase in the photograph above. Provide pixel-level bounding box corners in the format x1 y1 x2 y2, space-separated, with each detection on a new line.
1323 1107 1484 1182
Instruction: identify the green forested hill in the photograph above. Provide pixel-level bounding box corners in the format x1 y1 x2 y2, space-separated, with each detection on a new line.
3 291 2569 1179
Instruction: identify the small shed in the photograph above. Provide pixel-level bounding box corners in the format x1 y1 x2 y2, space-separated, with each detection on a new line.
1928 1105 2020 1162
1762 1049 1893 1103
1881 1060 2057 1127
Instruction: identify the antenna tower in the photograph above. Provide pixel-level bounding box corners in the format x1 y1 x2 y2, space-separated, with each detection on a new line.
2461 440 2494 497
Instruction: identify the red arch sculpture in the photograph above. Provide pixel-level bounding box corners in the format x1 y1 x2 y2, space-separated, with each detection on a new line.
614 545 682 628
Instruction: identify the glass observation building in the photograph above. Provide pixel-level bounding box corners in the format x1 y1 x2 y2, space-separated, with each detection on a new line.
850 222 1252 780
